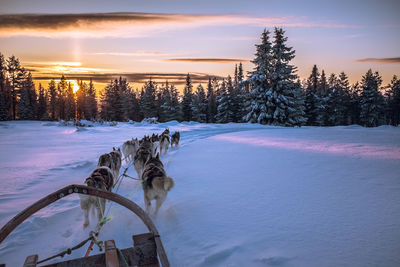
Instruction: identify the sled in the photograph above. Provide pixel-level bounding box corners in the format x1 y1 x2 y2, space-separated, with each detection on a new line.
0 184 169 267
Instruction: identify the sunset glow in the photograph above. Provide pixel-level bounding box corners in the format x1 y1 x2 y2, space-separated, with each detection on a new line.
0 0 399 91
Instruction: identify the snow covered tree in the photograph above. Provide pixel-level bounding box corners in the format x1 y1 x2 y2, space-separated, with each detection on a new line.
304 65 322 125
206 77 217 123
244 29 274 123
349 82 361 125
140 79 157 119
191 84 207 122
359 69 385 127
385 75 400 126
267 27 306 126
125 88 142 122
182 74 193 121
216 79 230 123
100 78 126 121
159 82 172 122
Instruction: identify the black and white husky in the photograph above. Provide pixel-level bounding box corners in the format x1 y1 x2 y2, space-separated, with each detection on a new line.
159 133 170 155
80 166 114 228
142 153 174 216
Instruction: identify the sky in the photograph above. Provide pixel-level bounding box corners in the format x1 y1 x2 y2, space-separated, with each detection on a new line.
0 0 399 92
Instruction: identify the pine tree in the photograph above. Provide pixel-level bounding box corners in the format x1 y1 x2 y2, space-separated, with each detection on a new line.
304 65 322 125
85 79 98 120
267 27 306 126
182 74 193 121
359 69 385 127
76 81 87 120
349 82 361 125
65 82 76 120
385 75 400 126
7 56 25 120
0 53 9 120
18 72 36 120
191 84 207 122
216 79 231 123
238 63 244 83
244 29 274 124
140 79 157 119
169 84 181 121
57 75 67 120
206 77 217 122
37 83 49 120
0 88 8 120
48 80 57 120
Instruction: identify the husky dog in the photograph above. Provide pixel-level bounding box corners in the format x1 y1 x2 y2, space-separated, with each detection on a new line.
98 148 122 180
134 144 153 179
109 147 122 178
159 133 170 155
142 153 174 216
151 133 160 155
80 166 114 228
171 131 180 147
162 128 170 136
122 138 139 163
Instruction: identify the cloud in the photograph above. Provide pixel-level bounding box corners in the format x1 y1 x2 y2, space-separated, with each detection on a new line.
163 58 250 63
0 12 357 38
355 57 400 64
31 72 225 85
89 51 168 57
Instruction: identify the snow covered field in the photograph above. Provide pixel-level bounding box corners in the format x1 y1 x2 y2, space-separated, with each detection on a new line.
0 121 399 266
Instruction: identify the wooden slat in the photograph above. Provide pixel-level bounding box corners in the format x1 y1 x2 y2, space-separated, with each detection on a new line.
23 254 38 267
0 184 169 267
132 233 159 267
105 240 119 267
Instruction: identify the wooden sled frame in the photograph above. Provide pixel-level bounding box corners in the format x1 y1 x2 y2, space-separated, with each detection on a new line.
0 184 169 267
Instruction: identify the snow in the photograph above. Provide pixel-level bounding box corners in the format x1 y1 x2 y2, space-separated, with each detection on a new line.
0 121 400 266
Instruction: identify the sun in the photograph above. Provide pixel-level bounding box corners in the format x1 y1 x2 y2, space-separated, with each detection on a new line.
71 81 79 93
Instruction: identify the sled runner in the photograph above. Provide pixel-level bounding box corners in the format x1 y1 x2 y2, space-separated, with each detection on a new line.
0 184 169 267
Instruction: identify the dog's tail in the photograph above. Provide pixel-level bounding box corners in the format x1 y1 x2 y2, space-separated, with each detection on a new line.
164 177 174 191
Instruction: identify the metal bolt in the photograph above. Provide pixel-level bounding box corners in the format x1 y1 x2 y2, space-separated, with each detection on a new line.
83 189 87 194
74 187 78 193
68 189 73 194
59 193 64 198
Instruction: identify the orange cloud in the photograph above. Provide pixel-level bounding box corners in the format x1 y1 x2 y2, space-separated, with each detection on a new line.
355 57 400 64
163 58 250 63
0 13 357 38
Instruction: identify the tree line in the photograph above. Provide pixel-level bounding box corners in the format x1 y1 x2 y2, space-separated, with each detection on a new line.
0 28 399 126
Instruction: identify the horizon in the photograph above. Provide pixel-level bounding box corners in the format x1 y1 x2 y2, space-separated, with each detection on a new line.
0 0 399 93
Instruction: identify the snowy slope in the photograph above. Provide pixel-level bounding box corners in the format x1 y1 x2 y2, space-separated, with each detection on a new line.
0 121 399 266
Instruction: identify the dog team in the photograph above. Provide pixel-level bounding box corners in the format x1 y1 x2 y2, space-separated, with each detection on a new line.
80 129 180 228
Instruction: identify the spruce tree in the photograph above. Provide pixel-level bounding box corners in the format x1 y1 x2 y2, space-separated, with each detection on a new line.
76 81 87 120
48 80 57 120
182 74 193 121
385 75 400 125
191 84 207 122
268 27 306 126
359 69 385 127
7 56 25 120
0 53 9 120
140 79 157 119
37 83 49 120
206 77 217 122
0 88 8 120
216 79 231 123
244 29 274 123
304 65 322 125
18 72 36 120
86 79 97 120
65 82 76 120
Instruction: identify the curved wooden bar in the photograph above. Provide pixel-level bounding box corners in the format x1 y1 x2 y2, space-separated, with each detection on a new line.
0 184 169 267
